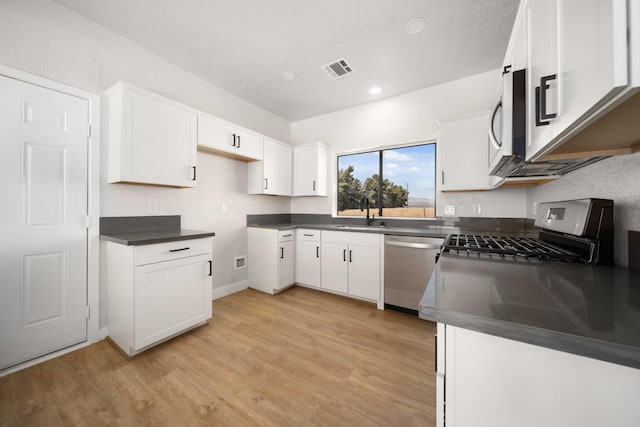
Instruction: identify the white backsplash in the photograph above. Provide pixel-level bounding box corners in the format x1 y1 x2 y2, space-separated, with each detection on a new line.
527 152 640 267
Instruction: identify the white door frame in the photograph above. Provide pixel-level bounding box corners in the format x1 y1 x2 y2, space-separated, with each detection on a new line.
0 63 101 376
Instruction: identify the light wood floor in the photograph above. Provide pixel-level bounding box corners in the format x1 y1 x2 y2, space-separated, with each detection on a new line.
0 286 436 426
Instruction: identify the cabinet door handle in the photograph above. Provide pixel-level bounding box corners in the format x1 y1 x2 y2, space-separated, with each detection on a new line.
264 178 268 190
280 247 284 259
343 249 346 262
232 133 237 147
535 74 557 127
282 233 293 238
208 260 213 276
303 233 314 237
312 180 316 192
316 246 319 258
349 250 352 263
441 171 445 185
169 247 190 252
192 166 197 181
237 135 241 149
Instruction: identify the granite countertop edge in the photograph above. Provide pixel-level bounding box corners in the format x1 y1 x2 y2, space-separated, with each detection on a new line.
420 303 640 370
100 229 216 246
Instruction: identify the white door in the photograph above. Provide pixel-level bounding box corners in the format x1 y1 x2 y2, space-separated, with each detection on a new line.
197 113 236 155
0 75 89 371
263 139 292 196
235 128 263 160
347 244 380 301
321 242 349 293
134 254 212 350
296 240 321 287
277 240 294 289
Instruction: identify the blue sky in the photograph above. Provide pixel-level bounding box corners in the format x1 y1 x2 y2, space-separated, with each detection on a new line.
338 144 436 200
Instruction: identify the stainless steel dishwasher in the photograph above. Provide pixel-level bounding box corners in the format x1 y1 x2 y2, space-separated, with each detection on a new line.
384 235 443 314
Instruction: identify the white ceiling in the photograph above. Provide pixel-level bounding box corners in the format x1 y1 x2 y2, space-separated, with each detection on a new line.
53 0 519 122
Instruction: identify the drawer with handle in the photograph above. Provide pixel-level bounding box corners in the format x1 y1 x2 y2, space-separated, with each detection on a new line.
134 237 213 266
296 228 320 242
278 230 295 242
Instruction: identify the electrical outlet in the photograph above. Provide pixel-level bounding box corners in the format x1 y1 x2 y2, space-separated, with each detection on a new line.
234 255 247 270
444 205 455 215
147 201 159 215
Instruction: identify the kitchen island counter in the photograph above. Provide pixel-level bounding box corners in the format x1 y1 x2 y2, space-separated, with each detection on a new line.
420 254 640 369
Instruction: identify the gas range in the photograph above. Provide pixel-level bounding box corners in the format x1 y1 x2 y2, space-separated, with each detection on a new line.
441 199 614 265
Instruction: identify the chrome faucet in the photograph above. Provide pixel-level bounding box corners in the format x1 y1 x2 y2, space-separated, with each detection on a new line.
360 196 374 226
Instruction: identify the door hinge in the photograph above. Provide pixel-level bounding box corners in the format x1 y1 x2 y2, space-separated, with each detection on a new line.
85 305 91 320
84 215 92 229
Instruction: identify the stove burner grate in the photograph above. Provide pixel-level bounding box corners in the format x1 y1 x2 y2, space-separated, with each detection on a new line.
443 234 585 262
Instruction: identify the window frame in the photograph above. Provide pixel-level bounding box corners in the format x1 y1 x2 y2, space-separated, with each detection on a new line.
333 140 437 220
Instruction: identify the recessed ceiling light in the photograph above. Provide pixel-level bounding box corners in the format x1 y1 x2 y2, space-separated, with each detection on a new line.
369 86 382 95
405 17 427 35
281 71 297 81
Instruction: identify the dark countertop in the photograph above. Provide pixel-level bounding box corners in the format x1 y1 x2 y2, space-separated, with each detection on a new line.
249 223 454 238
420 254 640 369
100 215 214 246
100 229 215 246
247 214 538 239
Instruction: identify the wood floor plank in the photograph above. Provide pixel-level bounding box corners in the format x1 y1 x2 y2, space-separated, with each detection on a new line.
0 286 436 426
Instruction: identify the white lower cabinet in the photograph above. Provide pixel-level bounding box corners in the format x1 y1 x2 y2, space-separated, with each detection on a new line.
105 238 213 356
438 323 640 427
248 228 295 294
295 229 321 287
249 228 381 304
321 231 381 302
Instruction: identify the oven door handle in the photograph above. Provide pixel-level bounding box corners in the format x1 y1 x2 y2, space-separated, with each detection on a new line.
385 241 441 250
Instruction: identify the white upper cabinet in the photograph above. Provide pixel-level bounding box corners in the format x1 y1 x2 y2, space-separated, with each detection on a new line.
293 142 328 196
503 2 528 72
521 0 632 161
107 82 197 187
247 138 292 196
197 113 262 161
525 0 559 158
438 112 502 192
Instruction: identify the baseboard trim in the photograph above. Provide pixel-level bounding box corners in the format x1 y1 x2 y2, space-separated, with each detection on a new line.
213 280 249 300
99 327 109 340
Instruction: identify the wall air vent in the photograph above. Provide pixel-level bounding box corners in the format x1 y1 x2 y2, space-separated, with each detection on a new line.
322 58 355 80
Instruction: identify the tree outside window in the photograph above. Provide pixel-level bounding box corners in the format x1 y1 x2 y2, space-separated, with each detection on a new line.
337 143 436 218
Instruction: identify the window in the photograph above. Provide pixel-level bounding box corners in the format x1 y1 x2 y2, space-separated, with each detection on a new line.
337 143 436 218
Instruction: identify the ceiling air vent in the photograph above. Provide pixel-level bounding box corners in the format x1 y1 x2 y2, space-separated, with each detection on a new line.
322 58 355 80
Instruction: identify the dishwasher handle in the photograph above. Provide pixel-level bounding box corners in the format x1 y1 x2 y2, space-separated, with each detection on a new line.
385 241 441 250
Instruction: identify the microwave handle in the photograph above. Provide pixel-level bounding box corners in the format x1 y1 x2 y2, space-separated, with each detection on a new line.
489 99 502 150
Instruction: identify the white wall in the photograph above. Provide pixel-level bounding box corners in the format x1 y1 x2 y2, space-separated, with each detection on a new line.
0 0 292 327
528 152 640 267
290 70 528 218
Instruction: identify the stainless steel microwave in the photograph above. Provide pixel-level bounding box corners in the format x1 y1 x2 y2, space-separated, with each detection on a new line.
488 67 605 178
